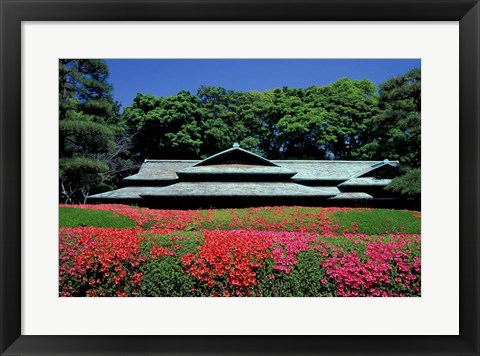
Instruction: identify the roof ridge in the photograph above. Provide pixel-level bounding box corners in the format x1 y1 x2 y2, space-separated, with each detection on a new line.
273 160 398 163
193 147 278 167
145 159 200 162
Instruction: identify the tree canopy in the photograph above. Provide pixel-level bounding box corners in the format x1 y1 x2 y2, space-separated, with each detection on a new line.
123 71 419 165
59 59 133 204
357 68 421 166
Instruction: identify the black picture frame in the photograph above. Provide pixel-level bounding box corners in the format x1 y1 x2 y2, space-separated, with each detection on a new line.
1 0 479 355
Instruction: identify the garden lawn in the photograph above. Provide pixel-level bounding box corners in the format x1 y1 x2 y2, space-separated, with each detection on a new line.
59 207 136 228
59 204 421 297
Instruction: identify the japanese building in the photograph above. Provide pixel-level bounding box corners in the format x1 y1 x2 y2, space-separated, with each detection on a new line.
88 144 406 209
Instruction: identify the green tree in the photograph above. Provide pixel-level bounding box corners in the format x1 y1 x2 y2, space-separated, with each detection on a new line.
269 87 329 159
59 59 131 204
316 78 379 159
59 59 120 123
385 167 421 199
256 80 378 160
358 68 421 167
197 86 265 157
124 91 203 159
124 87 269 161
357 68 421 198
59 157 109 204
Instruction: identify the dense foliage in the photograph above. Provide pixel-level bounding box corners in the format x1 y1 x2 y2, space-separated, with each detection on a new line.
59 205 421 297
59 59 134 204
362 68 421 168
122 70 420 164
386 168 421 198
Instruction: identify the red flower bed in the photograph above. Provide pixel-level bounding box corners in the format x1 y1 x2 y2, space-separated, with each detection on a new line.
60 204 352 233
180 230 420 297
59 227 145 297
319 234 421 297
224 207 345 234
59 205 421 297
181 230 273 296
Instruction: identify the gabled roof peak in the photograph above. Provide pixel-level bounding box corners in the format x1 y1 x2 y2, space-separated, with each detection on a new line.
194 146 279 167
370 159 400 169
354 159 400 179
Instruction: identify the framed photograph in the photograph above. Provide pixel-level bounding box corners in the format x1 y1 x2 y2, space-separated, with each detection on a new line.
1 0 479 355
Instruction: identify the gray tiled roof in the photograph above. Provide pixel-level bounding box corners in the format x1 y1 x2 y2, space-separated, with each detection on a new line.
273 161 387 181
88 186 163 200
123 160 198 181
124 159 398 182
330 192 374 200
89 146 400 204
140 182 340 197
176 164 297 177
338 177 392 187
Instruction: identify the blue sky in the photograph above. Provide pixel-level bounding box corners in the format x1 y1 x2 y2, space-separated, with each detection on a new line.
105 59 421 109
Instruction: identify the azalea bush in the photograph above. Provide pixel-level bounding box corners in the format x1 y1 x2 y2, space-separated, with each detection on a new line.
59 205 421 297
59 227 145 297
